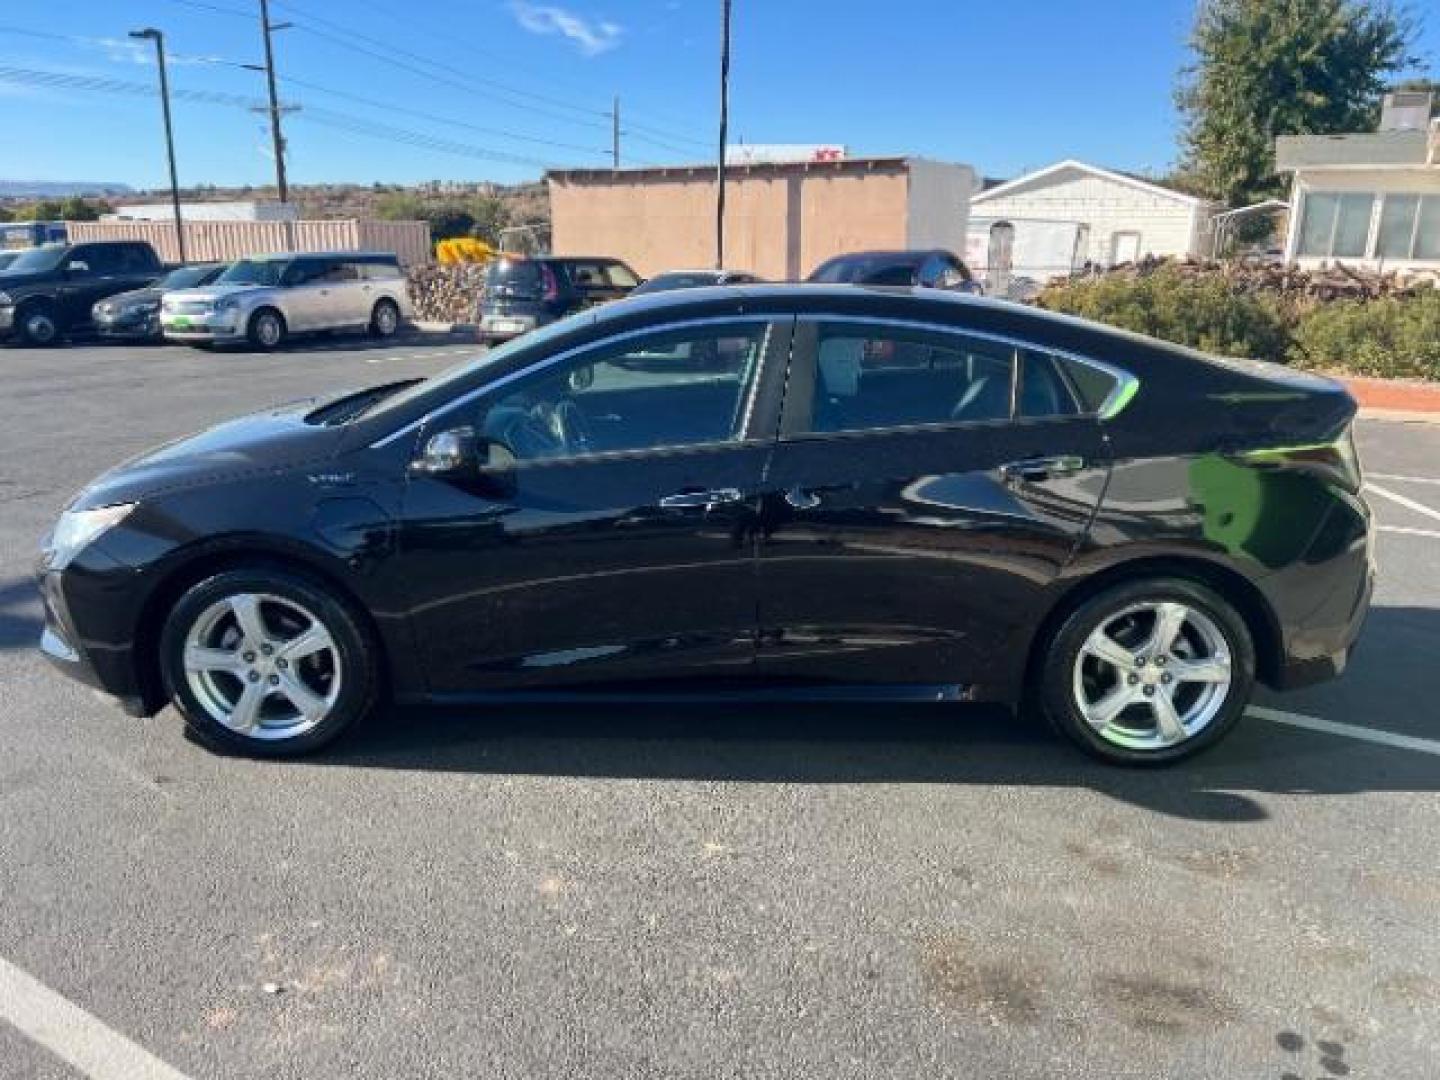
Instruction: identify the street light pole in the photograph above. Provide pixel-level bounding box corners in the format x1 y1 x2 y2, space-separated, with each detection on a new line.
716 0 731 269
129 28 187 263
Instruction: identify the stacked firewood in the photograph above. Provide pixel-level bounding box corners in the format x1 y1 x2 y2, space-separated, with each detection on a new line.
1056 256 1439 300
406 263 488 324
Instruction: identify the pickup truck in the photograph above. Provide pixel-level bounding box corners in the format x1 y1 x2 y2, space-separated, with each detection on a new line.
0 240 165 345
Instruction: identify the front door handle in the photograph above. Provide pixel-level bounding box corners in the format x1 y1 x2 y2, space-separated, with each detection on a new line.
658 487 743 510
999 455 1085 482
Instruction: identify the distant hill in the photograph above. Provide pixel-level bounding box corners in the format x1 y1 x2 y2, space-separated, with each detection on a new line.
0 181 134 198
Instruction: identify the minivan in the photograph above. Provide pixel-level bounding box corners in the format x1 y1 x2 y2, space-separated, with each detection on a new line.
161 251 412 350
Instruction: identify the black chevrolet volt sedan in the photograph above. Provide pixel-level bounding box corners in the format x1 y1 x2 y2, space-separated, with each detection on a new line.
38 286 1373 764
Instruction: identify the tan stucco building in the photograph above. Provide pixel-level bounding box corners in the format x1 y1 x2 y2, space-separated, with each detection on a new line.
546 157 976 281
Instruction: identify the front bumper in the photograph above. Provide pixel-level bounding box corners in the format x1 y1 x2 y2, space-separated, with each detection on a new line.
36 554 154 717
161 311 244 343
95 310 161 339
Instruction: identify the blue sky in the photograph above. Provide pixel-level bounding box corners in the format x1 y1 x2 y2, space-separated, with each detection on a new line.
1 0 1436 190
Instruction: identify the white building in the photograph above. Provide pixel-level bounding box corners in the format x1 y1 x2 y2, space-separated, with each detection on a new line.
1275 92 1440 272
108 200 298 223
968 160 1220 285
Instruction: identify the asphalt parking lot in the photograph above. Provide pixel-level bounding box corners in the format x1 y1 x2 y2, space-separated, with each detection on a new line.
1 338 1437 1079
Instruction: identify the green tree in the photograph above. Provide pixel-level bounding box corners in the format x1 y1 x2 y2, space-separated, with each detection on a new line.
373 192 428 221
1177 0 1417 205
465 194 510 245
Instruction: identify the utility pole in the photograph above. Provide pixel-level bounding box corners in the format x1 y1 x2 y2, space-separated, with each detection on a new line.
129 28 187 263
612 95 621 170
716 0 731 269
258 0 289 202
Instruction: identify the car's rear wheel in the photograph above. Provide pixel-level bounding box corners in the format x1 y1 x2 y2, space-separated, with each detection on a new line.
159 568 379 756
368 298 400 338
246 308 286 350
16 303 60 347
1039 577 1255 765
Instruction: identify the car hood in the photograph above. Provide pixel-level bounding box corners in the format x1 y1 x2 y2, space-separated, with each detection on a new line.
0 271 53 292
72 398 345 510
98 286 162 308
165 283 265 304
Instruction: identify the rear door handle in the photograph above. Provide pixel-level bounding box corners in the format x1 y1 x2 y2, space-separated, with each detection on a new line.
658 487 743 510
999 455 1085 482
783 486 822 510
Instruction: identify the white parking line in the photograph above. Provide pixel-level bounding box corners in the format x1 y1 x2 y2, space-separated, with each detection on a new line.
1378 525 1440 540
1366 482 1440 525
0 956 191 1079
1247 705 1440 757
1368 472 1440 486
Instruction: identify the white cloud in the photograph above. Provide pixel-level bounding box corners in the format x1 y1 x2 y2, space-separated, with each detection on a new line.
509 1 622 56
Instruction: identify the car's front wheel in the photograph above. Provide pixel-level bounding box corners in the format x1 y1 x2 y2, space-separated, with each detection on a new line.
159 567 379 756
1040 577 1255 765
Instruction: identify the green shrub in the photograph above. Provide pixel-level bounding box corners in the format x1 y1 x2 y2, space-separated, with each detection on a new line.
1290 290 1440 381
1035 266 1293 364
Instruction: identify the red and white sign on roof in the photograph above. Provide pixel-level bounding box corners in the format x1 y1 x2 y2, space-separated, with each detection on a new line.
726 144 848 165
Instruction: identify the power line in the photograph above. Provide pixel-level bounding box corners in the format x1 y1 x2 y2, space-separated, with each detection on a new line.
269 0 613 131
279 72 609 157
271 0 709 150
0 65 559 170
165 0 253 19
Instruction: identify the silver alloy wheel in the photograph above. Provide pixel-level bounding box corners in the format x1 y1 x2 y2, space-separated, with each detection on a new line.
24 311 57 344
1072 600 1233 751
182 592 341 741
254 312 282 347
373 301 398 335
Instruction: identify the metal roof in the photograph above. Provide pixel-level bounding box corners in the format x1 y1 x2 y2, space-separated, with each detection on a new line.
547 157 917 183
1275 130 1430 170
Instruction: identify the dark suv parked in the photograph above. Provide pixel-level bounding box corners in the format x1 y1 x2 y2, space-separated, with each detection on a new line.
0 241 165 345
478 256 640 344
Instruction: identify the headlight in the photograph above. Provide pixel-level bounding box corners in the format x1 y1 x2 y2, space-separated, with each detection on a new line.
214 297 240 312
44 503 136 569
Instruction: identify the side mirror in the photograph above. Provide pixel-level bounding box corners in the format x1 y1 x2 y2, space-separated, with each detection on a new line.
411 428 516 490
411 428 478 476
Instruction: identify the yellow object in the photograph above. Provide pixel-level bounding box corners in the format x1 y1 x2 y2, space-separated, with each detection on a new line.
435 237 497 264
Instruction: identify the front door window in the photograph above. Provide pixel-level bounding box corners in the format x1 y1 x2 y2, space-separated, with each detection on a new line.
470 322 772 462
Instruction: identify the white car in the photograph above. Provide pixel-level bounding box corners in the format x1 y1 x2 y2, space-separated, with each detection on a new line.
161 251 412 349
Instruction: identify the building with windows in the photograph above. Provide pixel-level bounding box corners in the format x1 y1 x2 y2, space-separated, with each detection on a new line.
966 160 1220 282
1275 92 1440 270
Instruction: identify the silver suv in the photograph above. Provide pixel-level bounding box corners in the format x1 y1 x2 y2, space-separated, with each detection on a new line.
160 251 412 349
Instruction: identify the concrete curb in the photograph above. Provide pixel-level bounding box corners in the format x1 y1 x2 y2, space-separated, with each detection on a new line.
413 321 477 334
1340 376 1440 417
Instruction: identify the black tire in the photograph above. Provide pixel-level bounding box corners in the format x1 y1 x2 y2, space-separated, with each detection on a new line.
368 298 401 338
1039 577 1256 766
15 302 62 347
159 566 380 757
246 307 286 351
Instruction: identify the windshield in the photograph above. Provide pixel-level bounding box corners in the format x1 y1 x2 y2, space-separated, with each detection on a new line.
634 272 719 295
159 264 221 289
217 258 287 286
361 309 598 423
809 254 918 284
3 245 67 273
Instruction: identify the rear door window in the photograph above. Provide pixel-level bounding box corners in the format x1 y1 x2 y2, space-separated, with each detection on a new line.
805 322 1015 433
